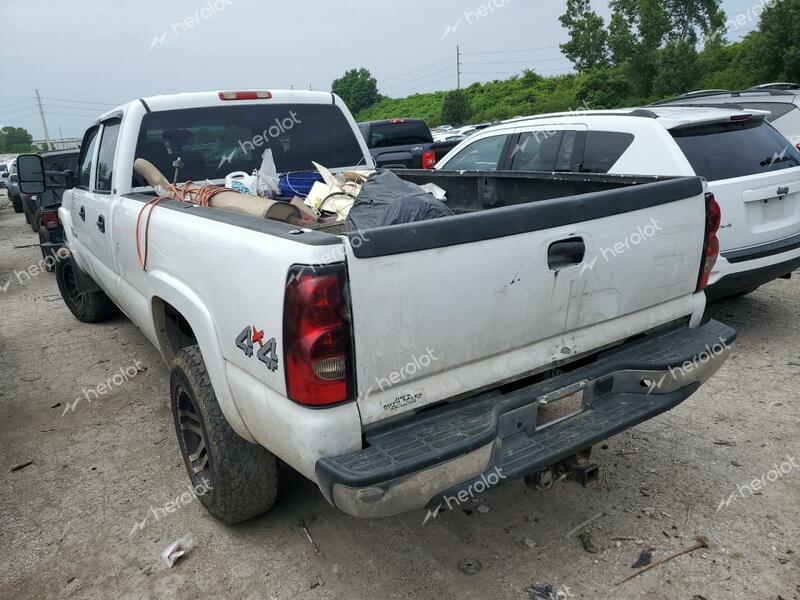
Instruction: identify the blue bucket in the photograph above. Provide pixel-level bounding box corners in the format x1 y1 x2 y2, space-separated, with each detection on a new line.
279 171 324 198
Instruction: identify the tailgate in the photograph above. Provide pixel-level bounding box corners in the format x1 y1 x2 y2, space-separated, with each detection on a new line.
344 177 708 425
711 169 800 252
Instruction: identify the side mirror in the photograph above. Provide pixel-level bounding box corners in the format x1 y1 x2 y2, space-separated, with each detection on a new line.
63 169 77 189
17 154 46 194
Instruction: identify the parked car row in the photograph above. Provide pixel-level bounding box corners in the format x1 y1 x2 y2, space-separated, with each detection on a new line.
8 84 795 528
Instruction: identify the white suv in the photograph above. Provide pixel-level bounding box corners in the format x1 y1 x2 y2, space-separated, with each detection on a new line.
436 106 800 300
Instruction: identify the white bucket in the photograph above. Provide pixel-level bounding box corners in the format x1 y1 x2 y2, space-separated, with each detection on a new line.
225 171 257 195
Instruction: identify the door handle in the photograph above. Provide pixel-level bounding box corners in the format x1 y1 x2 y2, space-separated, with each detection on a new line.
548 237 585 270
97 215 105 233
79 206 85 221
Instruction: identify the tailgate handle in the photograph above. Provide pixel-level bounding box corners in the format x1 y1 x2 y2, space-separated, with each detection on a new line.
548 237 585 270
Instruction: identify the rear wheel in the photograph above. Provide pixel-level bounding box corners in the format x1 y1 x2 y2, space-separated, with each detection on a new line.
55 256 118 323
32 208 41 233
10 195 23 213
171 346 278 524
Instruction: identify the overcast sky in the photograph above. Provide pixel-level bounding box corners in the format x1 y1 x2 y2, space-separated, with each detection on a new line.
0 0 763 140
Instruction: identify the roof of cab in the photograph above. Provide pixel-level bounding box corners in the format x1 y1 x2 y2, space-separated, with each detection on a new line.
96 90 339 121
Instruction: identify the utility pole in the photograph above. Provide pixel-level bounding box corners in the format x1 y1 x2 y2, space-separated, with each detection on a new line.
456 45 461 90
35 88 52 151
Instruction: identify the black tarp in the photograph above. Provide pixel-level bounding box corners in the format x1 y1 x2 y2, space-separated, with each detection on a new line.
346 169 452 231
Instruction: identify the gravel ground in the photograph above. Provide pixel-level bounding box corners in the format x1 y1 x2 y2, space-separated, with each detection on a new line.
1 189 798 600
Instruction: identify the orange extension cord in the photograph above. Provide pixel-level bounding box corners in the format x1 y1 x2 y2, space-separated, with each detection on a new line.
135 183 232 271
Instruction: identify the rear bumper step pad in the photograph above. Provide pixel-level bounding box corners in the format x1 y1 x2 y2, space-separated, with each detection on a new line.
316 320 735 518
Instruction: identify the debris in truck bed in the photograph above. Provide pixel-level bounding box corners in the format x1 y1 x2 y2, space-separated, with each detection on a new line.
346 169 452 231
10 461 34 472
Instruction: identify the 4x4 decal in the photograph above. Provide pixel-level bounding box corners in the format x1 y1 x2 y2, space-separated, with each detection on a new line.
236 326 279 372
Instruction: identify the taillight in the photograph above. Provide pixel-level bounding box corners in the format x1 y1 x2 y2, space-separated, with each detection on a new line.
283 264 354 406
218 90 272 101
422 150 437 170
41 211 60 230
795 143 800 152
698 193 722 291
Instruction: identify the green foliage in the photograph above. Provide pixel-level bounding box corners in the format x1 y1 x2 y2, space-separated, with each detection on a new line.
0 127 37 153
354 0 800 125
747 0 800 82
331 68 380 116
575 67 631 108
559 0 609 72
441 89 472 125
653 40 699 98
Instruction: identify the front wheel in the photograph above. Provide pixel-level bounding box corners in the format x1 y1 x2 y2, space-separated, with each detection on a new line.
55 255 118 323
171 346 278 524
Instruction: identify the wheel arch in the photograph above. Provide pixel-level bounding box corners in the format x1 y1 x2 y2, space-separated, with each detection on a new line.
149 272 257 443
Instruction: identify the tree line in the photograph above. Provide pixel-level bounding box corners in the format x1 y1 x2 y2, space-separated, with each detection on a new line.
337 0 800 126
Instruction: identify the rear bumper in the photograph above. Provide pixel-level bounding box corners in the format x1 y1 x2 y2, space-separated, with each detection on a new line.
315 320 736 519
708 239 800 300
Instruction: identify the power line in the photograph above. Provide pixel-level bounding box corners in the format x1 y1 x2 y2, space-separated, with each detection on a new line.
462 58 572 65
461 45 562 55
41 97 120 108
386 74 457 97
380 66 455 91
376 57 454 83
43 103 107 113
0 97 35 110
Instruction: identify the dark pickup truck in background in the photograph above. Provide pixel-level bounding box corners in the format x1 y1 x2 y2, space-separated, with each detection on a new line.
358 119 461 169
34 149 80 270
21 149 80 234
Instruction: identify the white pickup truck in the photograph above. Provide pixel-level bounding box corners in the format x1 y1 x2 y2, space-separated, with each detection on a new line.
16 90 735 524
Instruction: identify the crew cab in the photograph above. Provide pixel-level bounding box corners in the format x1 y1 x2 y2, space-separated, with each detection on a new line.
16 90 734 523
437 107 800 301
358 118 461 169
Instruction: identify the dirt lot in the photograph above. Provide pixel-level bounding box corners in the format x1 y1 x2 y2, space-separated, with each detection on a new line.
0 189 798 600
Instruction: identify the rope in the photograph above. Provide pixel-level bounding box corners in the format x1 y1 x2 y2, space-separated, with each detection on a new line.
135 182 232 271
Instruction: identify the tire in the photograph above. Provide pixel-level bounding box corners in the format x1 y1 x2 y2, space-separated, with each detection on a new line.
22 201 32 224
11 195 23 213
39 230 56 273
171 346 278 524
32 208 41 233
55 256 119 323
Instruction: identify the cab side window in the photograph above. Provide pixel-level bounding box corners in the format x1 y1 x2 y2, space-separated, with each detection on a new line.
95 119 121 193
77 127 100 190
